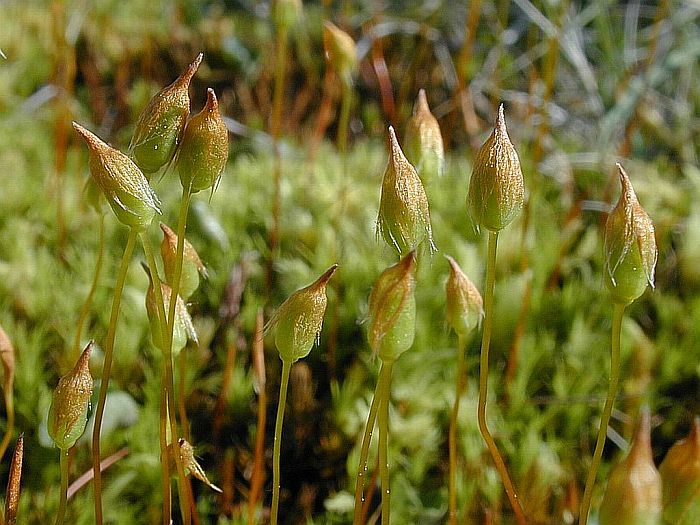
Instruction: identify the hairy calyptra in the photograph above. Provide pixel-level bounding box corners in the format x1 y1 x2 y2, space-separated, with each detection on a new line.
467 104 524 232
130 53 203 175
377 127 434 256
48 343 94 451
73 123 161 231
178 88 229 194
604 164 657 305
267 265 338 363
367 251 417 362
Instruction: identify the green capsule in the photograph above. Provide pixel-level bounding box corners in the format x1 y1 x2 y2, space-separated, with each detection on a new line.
445 255 483 338
604 164 657 306
367 251 416 363
467 104 524 232
322 21 357 88
377 126 434 256
268 265 337 364
130 53 202 175
73 122 161 231
144 268 198 355
404 89 445 183
659 417 700 525
48 343 94 451
599 411 662 525
160 222 207 300
178 88 229 194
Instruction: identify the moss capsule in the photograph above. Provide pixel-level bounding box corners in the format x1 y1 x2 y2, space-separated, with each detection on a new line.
73 122 161 231
377 126 434 256
659 417 700 525
130 53 203 175
48 343 94 451
445 255 483 338
599 410 662 525
604 164 657 305
178 88 229 194
367 251 417 362
160 222 207 300
404 89 445 183
268 265 337 364
322 21 357 87
467 104 524 232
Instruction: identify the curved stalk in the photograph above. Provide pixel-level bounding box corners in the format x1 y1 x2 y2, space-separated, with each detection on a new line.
377 361 394 525
55 450 70 525
271 359 292 525
92 227 138 525
578 302 625 525
477 230 527 524
141 232 190 524
0 395 14 463
73 213 106 358
448 334 467 524
352 377 383 525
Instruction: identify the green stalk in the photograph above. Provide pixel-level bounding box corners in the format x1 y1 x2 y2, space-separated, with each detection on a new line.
141 232 190 525
0 394 14 462
352 377 382 525
164 187 194 524
178 350 190 442
448 334 467 524
159 370 171 525
271 359 292 525
92 227 138 525
55 450 69 525
377 360 394 525
579 302 625 525
337 82 352 156
73 213 105 359
477 231 527 525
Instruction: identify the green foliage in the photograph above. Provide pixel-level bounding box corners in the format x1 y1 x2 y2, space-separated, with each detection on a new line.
0 0 699 523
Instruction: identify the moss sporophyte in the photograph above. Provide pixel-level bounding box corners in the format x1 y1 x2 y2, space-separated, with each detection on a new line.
177 88 229 194
130 53 202 175
72 122 161 231
49 343 94 525
599 411 662 525
579 164 657 525
468 105 527 525
404 89 445 184
604 164 657 306
354 251 417 525
160 222 207 301
659 417 700 525
377 127 434 257
267 265 337 525
467 103 524 232
445 255 483 525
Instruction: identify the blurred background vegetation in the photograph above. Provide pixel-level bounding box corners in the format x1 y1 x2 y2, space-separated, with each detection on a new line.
0 0 699 523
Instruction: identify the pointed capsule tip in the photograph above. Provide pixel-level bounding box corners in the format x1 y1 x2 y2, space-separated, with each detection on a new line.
387 126 404 160
182 53 204 83
495 104 507 134
205 88 218 110
416 89 429 112
444 254 460 272
320 263 339 283
401 249 417 271
690 416 700 445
